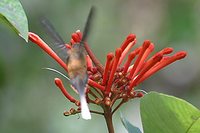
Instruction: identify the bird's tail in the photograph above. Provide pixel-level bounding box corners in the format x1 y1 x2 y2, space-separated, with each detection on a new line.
80 93 91 120
70 75 91 120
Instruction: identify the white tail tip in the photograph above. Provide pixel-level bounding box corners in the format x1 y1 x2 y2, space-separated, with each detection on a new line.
80 95 91 120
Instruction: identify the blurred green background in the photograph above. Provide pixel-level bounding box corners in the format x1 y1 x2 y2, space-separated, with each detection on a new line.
0 0 200 133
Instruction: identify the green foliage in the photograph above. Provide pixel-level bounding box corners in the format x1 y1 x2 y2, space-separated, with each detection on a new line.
140 92 200 133
120 112 142 133
0 0 28 41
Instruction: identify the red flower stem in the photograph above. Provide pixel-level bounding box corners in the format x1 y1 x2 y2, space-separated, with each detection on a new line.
88 89 98 98
84 42 104 74
128 40 151 79
87 98 96 104
110 94 120 107
112 99 125 114
28 32 68 72
136 51 187 85
71 109 104 115
102 53 114 86
54 78 77 103
88 79 105 91
90 86 104 98
86 94 97 104
105 48 122 94
90 110 104 115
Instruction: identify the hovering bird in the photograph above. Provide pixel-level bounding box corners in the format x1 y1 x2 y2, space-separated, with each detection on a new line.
41 7 95 120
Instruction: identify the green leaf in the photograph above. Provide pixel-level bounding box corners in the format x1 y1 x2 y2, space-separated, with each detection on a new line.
187 117 200 133
140 92 200 133
0 0 28 41
120 113 142 133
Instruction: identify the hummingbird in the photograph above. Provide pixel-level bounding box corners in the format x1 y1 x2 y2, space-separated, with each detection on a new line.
41 7 95 120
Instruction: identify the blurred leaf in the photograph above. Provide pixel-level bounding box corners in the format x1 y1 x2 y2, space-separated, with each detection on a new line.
0 0 28 41
0 59 6 88
140 92 200 133
160 0 197 44
120 112 142 133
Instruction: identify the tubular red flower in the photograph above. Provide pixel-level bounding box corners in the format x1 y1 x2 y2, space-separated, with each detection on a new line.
54 78 77 103
136 92 144 97
84 42 104 74
123 47 141 73
70 38 76 45
29 29 187 118
102 53 114 86
88 79 105 91
76 30 82 40
71 31 83 44
105 48 122 94
161 47 174 54
134 43 155 75
65 44 72 49
86 55 93 69
136 51 187 85
120 34 136 51
71 33 80 43
129 53 163 89
118 39 137 66
28 32 68 72
128 40 151 79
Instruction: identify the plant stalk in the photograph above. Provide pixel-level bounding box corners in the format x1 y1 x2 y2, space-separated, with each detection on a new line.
104 107 115 133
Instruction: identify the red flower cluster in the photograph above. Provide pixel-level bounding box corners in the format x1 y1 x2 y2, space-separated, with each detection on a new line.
28 31 186 117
